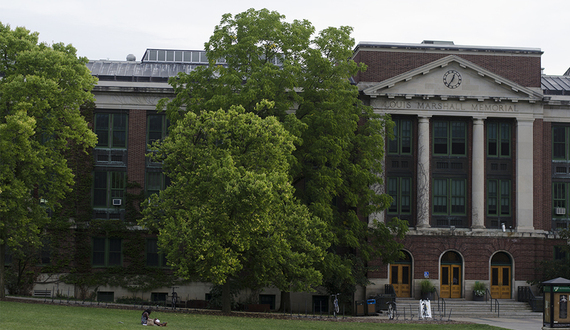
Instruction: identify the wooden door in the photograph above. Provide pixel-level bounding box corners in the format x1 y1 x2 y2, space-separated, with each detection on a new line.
450 265 461 298
390 264 411 297
441 265 462 298
491 266 511 299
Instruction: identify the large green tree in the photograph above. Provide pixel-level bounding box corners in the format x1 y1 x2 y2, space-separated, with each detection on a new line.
0 23 97 298
140 104 329 313
159 8 408 301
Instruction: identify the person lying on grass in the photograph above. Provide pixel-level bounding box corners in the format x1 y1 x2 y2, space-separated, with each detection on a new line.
141 309 167 326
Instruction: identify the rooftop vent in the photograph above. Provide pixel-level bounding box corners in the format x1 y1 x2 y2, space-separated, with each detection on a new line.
422 40 455 45
126 54 136 61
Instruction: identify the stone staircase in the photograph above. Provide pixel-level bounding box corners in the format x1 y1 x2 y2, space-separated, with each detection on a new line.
393 298 539 318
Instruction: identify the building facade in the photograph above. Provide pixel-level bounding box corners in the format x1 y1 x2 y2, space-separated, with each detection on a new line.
354 41 570 300
29 42 570 307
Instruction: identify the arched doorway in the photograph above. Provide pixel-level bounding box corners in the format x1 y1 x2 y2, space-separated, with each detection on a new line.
490 252 512 299
390 251 412 297
440 251 462 298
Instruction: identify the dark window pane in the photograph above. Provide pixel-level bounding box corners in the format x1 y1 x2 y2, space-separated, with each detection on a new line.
451 122 466 155
442 267 449 285
93 172 107 207
434 122 447 154
108 238 121 266
148 115 162 131
391 266 398 285
401 178 411 213
113 114 127 130
452 267 459 285
488 141 497 156
401 120 411 154
113 131 126 148
93 238 105 266
492 268 499 286
94 172 107 189
553 127 566 159
95 114 109 147
502 268 509 286
402 266 410 284
500 142 510 156
388 138 398 154
147 239 159 267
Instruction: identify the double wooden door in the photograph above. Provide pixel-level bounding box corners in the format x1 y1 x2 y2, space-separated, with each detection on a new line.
490 266 511 299
440 264 461 298
390 264 411 297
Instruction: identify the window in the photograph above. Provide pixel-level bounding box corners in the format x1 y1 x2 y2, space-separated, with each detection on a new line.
146 172 169 197
553 182 569 217
93 171 126 208
387 177 411 214
95 113 127 148
554 246 568 261
433 121 466 156
433 178 466 215
92 237 122 267
487 122 510 157
259 294 276 310
146 239 167 267
553 126 570 160
97 291 114 302
312 295 328 313
151 292 168 303
487 180 511 216
389 119 412 155
39 237 51 265
147 115 168 146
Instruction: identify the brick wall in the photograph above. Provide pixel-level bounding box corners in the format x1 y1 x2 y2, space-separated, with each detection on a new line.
368 235 564 282
354 50 541 87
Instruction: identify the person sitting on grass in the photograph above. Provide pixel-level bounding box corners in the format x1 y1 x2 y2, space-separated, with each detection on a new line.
141 309 167 326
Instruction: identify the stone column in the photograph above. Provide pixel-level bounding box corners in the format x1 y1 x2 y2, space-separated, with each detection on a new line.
416 116 431 228
472 117 486 229
516 118 535 231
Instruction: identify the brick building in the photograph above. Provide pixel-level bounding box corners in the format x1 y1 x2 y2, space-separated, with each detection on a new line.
31 41 570 307
355 40 570 300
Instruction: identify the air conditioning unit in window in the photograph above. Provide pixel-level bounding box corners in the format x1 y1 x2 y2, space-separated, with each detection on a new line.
556 207 566 215
112 199 122 206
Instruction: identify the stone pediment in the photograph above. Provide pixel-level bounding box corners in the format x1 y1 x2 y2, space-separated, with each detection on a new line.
362 55 542 103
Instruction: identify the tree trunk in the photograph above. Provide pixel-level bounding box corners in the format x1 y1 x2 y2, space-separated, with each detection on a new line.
0 243 6 299
278 291 290 313
221 280 231 313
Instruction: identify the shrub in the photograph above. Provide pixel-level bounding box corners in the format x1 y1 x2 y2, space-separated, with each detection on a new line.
420 280 435 293
473 281 486 296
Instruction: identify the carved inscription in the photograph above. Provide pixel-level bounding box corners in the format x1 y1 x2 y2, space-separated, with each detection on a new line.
381 101 516 112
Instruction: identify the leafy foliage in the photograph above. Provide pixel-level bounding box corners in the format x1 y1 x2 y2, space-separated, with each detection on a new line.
0 22 98 298
529 229 570 288
159 8 407 299
140 104 329 312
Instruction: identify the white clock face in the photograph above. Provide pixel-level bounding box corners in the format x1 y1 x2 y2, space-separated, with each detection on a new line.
443 70 462 89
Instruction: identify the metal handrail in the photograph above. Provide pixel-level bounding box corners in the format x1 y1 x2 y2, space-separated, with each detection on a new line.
385 284 396 295
485 288 500 317
518 286 543 312
433 287 446 317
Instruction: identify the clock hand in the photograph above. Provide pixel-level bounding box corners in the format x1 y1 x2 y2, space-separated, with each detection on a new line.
448 74 455 85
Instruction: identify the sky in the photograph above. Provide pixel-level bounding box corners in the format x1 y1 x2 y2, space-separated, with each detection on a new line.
2 0 569 75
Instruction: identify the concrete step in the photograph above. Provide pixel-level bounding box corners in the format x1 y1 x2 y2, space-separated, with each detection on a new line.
394 298 539 318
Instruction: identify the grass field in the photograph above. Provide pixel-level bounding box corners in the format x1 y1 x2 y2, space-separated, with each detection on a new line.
0 300 503 330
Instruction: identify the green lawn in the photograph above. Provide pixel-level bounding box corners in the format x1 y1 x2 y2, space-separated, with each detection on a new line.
0 300 503 330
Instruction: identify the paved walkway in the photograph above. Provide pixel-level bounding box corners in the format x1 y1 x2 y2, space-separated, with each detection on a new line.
453 316 543 330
